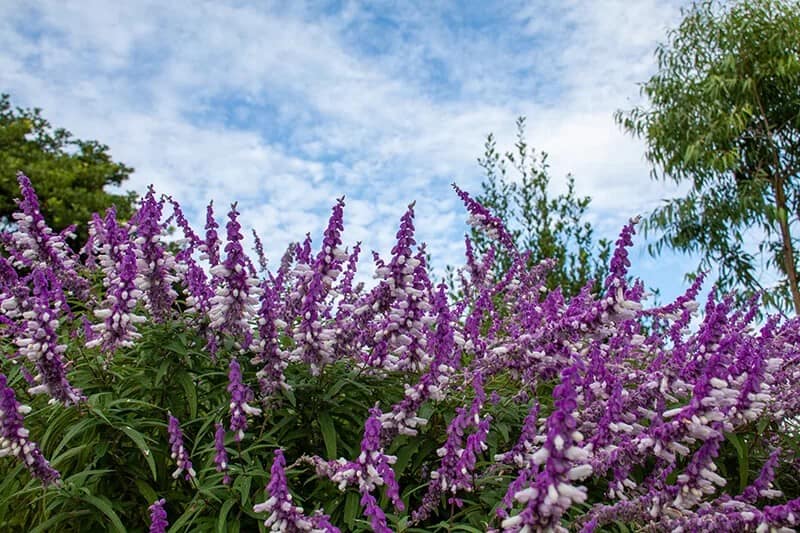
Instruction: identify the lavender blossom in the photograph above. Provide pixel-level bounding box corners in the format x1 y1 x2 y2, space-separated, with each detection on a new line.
6 173 87 297
253 449 339 532
252 229 268 273
364 203 434 372
228 358 261 441
148 498 168 533
167 413 195 481
85 209 146 354
380 284 458 439
214 423 231 485
86 245 145 353
414 376 490 523
0 373 59 484
289 199 348 375
253 280 290 397
130 186 180 322
453 183 515 251
16 268 83 405
208 204 262 349
500 366 593 532
309 407 403 528
199 201 221 267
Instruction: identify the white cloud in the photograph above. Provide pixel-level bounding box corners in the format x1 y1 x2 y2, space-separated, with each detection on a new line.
0 0 695 293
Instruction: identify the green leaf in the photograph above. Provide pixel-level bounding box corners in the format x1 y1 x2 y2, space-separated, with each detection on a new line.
236 475 252 508
612 520 631 533
318 412 337 459
343 491 360 528
175 371 198 419
79 494 126 533
51 417 100 457
118 425 157 480
170 499 205 532
134 479 158 506
29 510 92 533
217 499 236 533
450 526 485 533
726 433 749 492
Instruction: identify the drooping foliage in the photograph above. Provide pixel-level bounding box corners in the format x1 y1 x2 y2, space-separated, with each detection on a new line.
616 0 800 314
1 174 799 531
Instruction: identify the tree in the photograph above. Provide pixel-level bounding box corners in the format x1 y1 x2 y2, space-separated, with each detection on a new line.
455 117 611 298
616 0 800 314
0 94 137 244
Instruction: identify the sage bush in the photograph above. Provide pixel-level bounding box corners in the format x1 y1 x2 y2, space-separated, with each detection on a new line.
1 173 799 532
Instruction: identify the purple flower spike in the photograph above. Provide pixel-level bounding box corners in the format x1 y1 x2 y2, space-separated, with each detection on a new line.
363 203 434 373
361 491 391 533
208 204 262 349
254 449 339 532
167 413 195 481
309 407 403 527
148 498 168 533
214 423 231 485
452 183 515 252
0 373 60 485
200 201 221 267
17 268 84 405
7 173 87 297
86 245 145 353
289 198 348 376
131 186 179 322
228 358 261 441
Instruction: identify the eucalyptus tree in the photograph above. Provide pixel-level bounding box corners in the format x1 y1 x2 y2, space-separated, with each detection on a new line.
616 0 800 314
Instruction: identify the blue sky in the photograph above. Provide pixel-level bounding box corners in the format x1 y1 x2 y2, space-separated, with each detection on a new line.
1 0 708 302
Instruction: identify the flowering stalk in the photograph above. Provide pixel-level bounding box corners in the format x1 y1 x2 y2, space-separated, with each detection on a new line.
307 407 403 530
208 203 262 350
167 413 195 481
6 173 87 297
130 186 180 322
16 268 83 405
253 449 338 532
0 373 59 484
228 358 261 441
214 423 231 485
148 498 168 533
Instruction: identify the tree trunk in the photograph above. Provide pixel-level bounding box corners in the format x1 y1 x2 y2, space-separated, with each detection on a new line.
773 176 800 315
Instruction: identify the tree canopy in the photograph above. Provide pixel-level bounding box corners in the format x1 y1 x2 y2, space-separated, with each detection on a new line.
0 94 136 244
616 0 800 314
456 117 610 298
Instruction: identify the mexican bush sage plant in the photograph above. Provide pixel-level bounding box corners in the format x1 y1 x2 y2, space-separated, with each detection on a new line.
0 173 799 532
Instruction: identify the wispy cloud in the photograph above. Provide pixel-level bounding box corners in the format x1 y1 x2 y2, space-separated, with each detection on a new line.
1 0 695 297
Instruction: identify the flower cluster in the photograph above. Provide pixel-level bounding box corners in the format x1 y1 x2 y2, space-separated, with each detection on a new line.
85 209 146 353
253 449 338 532
365 203 434 373
227 357 261 441
208 204 262 350
0 373 59 484
2 177 800 532
167 413 195 481
287 199 348 375
309 407 404 529
5 173 87 296
148 498 168 533
130 186 180 322
414 376 491 522
213 422 231 485
15 268 83 405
